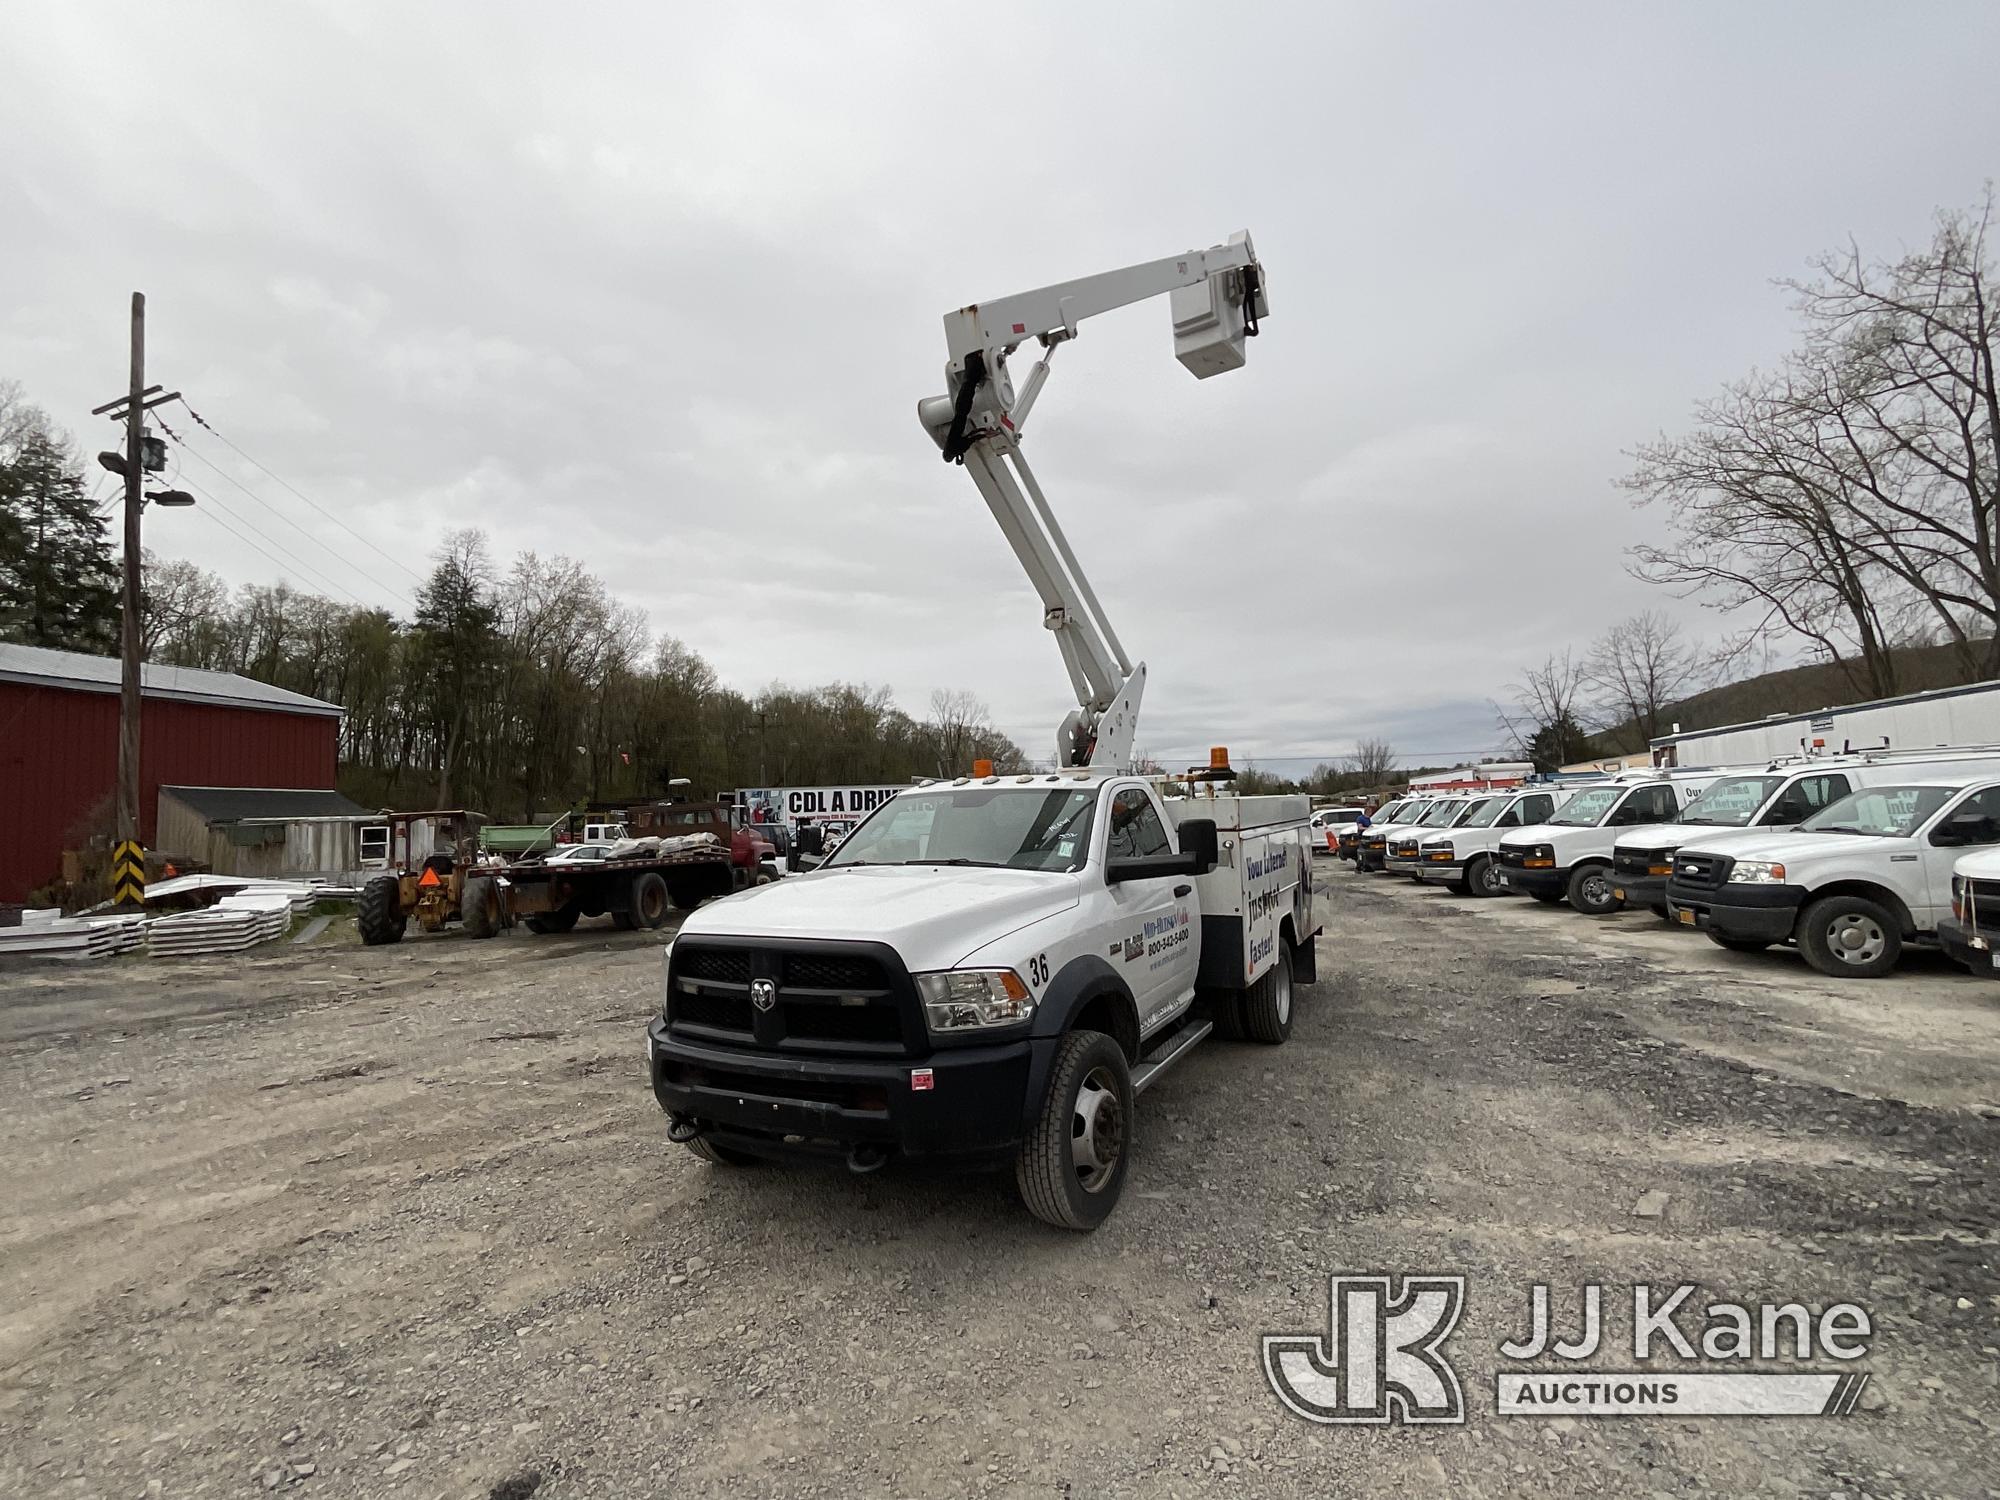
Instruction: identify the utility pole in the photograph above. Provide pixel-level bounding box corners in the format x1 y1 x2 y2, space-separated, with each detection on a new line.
88 294 183 910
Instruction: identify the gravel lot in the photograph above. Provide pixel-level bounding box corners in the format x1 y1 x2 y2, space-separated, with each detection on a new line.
1 865 1996 1498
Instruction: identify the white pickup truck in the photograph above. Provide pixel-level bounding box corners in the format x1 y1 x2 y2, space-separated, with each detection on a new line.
1665 777 2000 976
647 771 1317 1228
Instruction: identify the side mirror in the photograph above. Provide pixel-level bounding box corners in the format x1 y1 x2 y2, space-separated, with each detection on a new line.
1933 817 1990 848
1104 817 1219 883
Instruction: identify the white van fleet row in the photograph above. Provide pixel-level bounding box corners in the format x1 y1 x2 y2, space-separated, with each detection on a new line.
1382 792 1501 879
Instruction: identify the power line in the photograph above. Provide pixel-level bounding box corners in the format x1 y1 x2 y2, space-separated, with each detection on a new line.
171 471 375 608
172 399 427 586
156 417 414 612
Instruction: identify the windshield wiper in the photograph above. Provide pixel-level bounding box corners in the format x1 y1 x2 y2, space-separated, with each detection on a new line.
1809 825 1871 836
908 857 1004 868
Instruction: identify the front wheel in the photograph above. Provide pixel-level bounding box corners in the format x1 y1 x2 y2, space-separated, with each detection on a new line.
1567 863 1620 916
357 874 406 946
1798 895 1901 978
460 875 502 939
1463 854 1502 899
1016 1030 1132 1231
1241 943 1296 1044
629 871 670 929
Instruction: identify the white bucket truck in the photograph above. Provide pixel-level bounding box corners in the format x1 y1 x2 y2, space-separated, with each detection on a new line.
647 235 1318 1230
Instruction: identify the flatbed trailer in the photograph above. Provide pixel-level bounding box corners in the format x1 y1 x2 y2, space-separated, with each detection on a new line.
462 845 741 937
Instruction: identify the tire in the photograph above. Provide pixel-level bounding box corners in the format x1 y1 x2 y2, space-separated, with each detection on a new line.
1567 862 1620 916
1241 944 1295 1045
685 1136 763 1167
525 905 579 934
629 871 670 929
1015 1030 1132 1231
1707 932 1770 953
1463 854 1503 899
1797 894 1902 978
357 874 406 946
460 875 501 939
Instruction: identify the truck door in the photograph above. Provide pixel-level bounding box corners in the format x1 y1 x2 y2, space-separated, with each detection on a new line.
1103 786 1198 1030
1922 785 2000 925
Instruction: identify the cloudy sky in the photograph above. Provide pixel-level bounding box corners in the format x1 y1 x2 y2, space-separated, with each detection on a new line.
5 2 1997 771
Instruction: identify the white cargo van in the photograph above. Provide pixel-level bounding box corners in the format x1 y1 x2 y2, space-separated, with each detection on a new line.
1412 783 1589 896
1384 793 1504 879
1494 771 1728 912
1356 797 1439 872
1666 776 2000 977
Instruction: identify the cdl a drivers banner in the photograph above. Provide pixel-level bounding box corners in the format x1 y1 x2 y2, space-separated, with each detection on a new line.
739 786 907 820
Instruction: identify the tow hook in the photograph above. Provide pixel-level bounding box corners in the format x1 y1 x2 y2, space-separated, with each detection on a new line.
665 1113 704 1144
846 1145 889 1175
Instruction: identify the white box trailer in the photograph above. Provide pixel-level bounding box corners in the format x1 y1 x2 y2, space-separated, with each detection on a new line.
1650 680 2000 768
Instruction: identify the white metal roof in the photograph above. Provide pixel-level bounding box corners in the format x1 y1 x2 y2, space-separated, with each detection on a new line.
0 642 343 719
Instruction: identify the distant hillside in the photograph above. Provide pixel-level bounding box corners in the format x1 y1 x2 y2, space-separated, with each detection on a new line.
1610 641 1994 750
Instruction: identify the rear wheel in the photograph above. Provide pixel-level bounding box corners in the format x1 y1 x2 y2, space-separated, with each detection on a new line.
357 874 406 946
1242 944 1295 1045
1567 863 1620 916
1205 988 1244 1041
1016 1030 1132 1231
460 875 501 939
1798 895 1901 978
629 871 670 929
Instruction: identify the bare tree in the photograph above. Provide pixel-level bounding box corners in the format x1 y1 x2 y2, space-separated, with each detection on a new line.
1629 196 2000 694
1343 736 1397 784
927 688 991 775
1495 650 1595 769
1583 610 1709 750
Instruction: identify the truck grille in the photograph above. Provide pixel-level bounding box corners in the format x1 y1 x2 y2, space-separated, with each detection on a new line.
668 939 914 1056
1498 847 1529 868
1614 846 1674 878
1962 877 2000 936
1672 852 1730 890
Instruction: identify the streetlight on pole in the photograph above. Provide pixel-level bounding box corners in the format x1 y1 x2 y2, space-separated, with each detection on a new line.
89 293 186 909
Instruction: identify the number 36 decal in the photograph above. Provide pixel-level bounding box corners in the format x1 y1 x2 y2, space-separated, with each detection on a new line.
1028 953 1050 987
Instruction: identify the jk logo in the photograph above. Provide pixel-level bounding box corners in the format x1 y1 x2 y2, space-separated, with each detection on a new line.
1262 1274 1466 1425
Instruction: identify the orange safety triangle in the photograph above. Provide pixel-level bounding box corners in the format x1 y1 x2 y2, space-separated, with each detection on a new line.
418 868 440 887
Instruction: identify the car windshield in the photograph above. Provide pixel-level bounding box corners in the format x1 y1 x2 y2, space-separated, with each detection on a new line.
1448 797 1499 827
1374 803 1406 822
1799 785 1955 839
1391 803 1433 825
1418 800 1463 827
1549 786 1623 826
824 785 1097 873
1459 796 1512 829
1676 775 1784 826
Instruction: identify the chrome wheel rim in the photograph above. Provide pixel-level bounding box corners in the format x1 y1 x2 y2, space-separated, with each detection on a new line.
1274 959 1293 1024
1827 913 1887 966
1581 872 1612 908
1478 861 1502 894
1071 1066 1125 1194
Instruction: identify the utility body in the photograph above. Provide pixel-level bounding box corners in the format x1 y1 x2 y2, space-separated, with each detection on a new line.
646 234 1305 1229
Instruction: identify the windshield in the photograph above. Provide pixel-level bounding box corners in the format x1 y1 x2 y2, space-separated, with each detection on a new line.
1800 785 1955 839
1389 802 1433 825
824 786 1097 872
1459 796 1512 829
1549 786 1622 826
1676 775 1784 827
1418 800 1463 827
1374 802 1406 822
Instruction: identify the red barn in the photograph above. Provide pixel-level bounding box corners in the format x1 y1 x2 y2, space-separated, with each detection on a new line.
0 642 343 903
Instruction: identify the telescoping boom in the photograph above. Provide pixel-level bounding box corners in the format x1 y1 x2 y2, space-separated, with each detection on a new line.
917 232 1270 771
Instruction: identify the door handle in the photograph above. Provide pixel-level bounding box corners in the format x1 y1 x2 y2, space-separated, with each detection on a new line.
1173 884 1192 897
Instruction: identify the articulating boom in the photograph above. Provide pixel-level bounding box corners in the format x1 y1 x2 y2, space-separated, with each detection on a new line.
918 232 1269 770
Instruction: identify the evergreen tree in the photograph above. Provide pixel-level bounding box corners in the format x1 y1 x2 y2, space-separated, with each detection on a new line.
0 432 120 652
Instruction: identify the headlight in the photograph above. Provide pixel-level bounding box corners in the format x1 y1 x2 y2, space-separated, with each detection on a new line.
1425 842 1453 860
915 969 1035 1033
1728 860 1788 884
1523 844 1555 868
